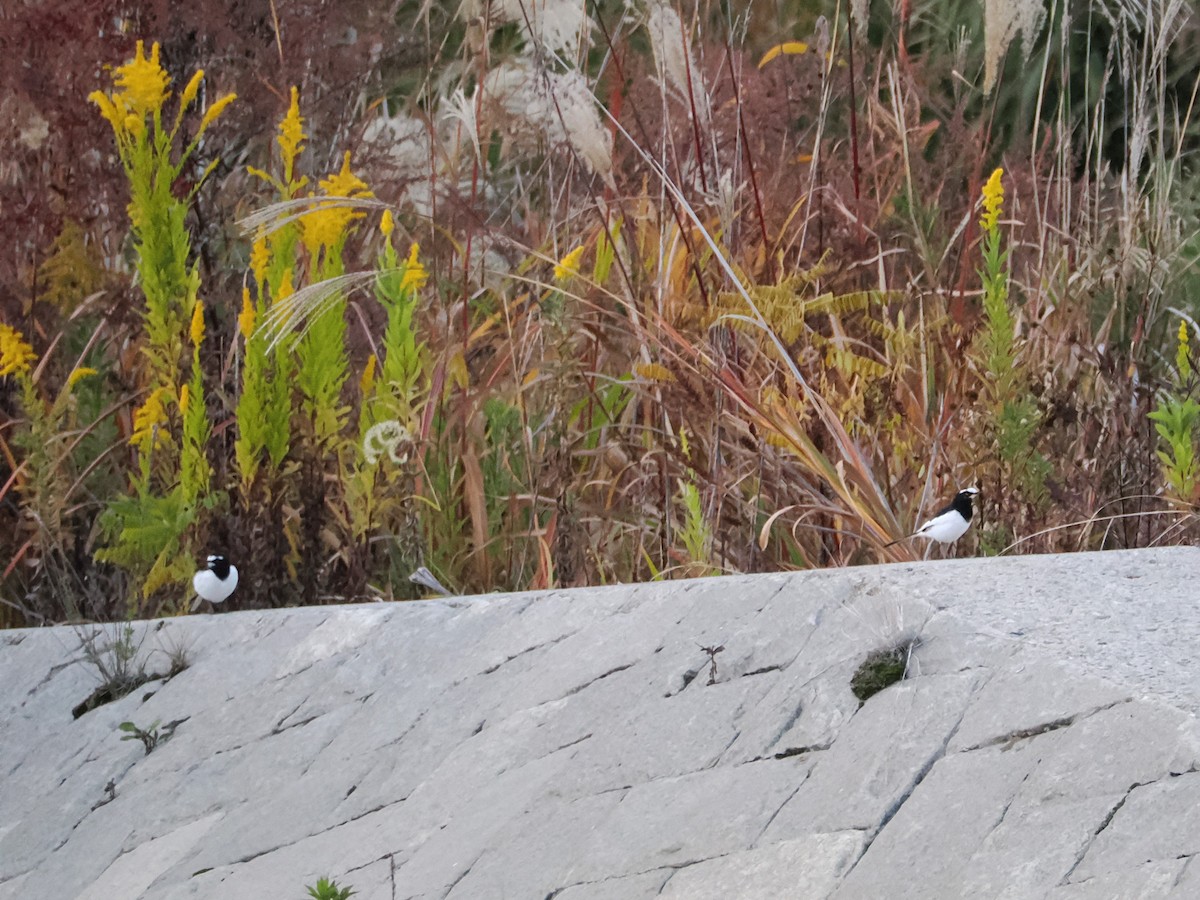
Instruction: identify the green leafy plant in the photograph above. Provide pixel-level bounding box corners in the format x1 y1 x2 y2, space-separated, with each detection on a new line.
119 720 162 755
305 878 355 900
1149 321 1200 504
72 622 151 718
88 42 236 606
970 168 1050 543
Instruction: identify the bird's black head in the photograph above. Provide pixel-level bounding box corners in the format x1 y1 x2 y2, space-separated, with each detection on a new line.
951 487 979 521
207 554 232 580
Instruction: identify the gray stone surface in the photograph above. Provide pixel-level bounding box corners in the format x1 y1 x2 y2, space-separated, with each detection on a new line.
1 547 1200 899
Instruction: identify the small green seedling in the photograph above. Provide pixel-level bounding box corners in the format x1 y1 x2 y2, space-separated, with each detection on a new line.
119 720 162 755
306 879 356 900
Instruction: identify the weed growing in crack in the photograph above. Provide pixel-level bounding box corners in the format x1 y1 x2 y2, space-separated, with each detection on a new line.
73 622 152 717
700 644 725 685
850 640 920 705
306 878 356 900
153 625 192 678
119 720 163 755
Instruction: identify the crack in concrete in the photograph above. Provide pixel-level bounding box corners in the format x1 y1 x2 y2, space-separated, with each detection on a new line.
481 632 576 676
960 699 1131 754
273 698 309 732
272 715 319 736
557 663 636 701
666 666 701 698
837 698 972 883
439 851 482 898
753 774 808 846
763 700 806 755
1059 781 1144 884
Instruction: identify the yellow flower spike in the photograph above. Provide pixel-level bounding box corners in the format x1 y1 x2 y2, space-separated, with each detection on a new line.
250 235 270 289
178 383 190 415
400 243 428 292
277 267 295 301
980 167 1004 232
380 209 395 238
279 86 307 177
320 151 372 197
114 40 171 119
300 151 374 254
1177 319 1192 381
88 90 124 135
179 70 205 112
130 386 171 448
360 353 377 395
554 245 585 282
124 113 145 140
238 286 256 340
67 367 99 389
0 323 37 377
189 299 205 348
197 93 237 135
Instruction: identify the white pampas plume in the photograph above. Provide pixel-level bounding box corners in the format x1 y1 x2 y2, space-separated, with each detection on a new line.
466 0 592 57
484 59 614 187
983 0 1047 94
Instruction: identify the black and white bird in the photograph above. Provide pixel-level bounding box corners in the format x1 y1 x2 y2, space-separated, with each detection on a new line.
885 487 980 549
190 554 239 611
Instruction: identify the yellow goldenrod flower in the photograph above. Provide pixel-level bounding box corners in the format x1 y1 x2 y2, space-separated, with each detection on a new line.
89 90 125 135
124 113 144 140
381 209 395 238
67 367 99 389
250 235 271 290
360 353 377 395
0 323 36 377
279 86 307 176
980 167 1004 232
114 40 170 119
130 386 171 448
179 70 204 112
178 382 190 415
277 267 295 301
238 286 256 340
554 245 585 282
633 362 676 383
190 299 205 348
400 243 428 292
197 93 237 135
1178 319 1192 381
300 152 374 254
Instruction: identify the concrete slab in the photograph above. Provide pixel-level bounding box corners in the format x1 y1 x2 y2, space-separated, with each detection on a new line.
2 547 1200 899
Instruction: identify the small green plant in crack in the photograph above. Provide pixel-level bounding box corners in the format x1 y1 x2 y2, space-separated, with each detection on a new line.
154 626 192 678
850 640 919 705
305 878 356 900
73 622 153 718
119 720 162 755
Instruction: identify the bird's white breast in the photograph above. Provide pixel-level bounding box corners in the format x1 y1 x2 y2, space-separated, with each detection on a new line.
914 512 970 544
193 565 239 603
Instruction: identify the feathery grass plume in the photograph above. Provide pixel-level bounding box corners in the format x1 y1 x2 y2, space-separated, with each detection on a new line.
983 0 1048 95
482 60 614 185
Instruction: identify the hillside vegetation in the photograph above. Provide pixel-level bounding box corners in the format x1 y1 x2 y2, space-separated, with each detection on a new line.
1 0 1198 625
